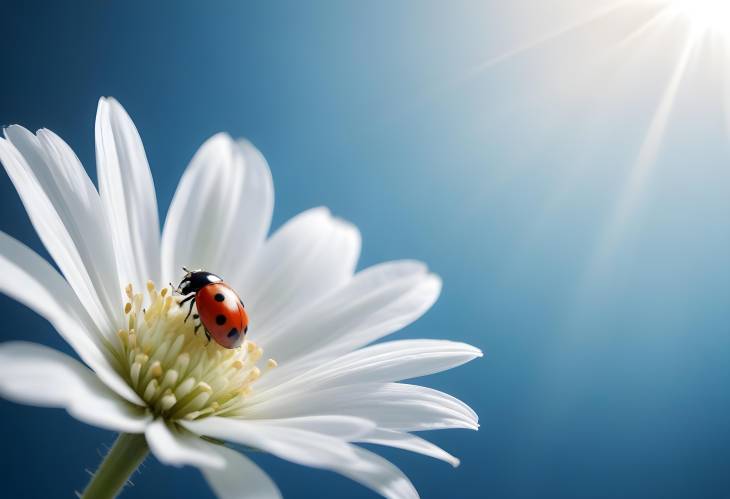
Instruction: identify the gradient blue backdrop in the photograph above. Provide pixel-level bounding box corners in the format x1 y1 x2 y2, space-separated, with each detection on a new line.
2 1 730 498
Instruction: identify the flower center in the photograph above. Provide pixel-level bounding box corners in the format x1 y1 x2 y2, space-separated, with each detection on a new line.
111 281 275 420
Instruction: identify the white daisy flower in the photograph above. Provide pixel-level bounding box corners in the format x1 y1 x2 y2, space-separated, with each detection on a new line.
0 97 481 499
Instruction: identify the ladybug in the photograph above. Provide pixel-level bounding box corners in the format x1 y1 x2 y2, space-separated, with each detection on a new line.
174 268 248 349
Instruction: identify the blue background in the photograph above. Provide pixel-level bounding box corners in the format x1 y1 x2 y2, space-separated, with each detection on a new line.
2 1 730 498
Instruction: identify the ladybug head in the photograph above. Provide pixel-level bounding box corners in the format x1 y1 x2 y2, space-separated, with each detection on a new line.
177 267 222 295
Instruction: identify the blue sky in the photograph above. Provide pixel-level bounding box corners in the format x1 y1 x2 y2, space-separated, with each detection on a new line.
1 1 729 497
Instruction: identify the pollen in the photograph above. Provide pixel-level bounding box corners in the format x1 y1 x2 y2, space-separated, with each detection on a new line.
112 283 271 420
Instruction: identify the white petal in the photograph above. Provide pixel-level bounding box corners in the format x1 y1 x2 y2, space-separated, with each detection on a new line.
242 207 360 333
214 415 375 440
0 231 144 405
260 340 481 396
0 129 121 334
0 342 149 432
256 261 439 369
95 97 160 292
0 231 97 347
181 416 371 470
161 134 273 286
184 417 418 499
145 419 225 469
197 443 281 499
243 383 478 432
359 429 460 467
334 446 419 499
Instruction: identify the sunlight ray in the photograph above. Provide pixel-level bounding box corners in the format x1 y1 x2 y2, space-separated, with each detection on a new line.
469 0 633 73
586 29 698 276
615 7 676 49
384 0 631 122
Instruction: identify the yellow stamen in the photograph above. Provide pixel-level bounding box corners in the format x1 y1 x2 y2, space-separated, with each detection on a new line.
114 282 270 420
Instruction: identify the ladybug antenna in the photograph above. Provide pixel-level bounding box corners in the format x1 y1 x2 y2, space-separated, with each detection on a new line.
182 266 190 273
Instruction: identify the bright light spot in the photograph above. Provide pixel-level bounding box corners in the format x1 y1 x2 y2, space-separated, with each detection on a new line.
662 0 730 34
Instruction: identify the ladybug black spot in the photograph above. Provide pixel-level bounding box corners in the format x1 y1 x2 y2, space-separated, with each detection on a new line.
215 314 227 325
214 293 225 302
227 328 239 338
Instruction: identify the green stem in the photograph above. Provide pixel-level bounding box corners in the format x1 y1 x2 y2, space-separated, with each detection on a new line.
81 433 149 499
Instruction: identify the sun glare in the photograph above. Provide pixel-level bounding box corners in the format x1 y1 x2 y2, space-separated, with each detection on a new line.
394 0 730 278
663 0 730 34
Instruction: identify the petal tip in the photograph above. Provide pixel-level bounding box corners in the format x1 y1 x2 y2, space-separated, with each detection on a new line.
427 272 443 289
211 131 234 143
99 95 117 105
97 96 124 117
3 124 30 142
311 205 332 218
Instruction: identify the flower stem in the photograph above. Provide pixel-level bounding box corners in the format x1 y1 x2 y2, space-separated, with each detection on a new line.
81 433 149 499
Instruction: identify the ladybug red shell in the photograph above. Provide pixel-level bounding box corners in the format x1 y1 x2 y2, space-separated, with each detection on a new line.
175 269 248 349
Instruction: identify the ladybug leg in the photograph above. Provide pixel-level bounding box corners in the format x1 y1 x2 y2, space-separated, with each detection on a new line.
180 295 196 322
204 330 212 345
179 294 195 306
